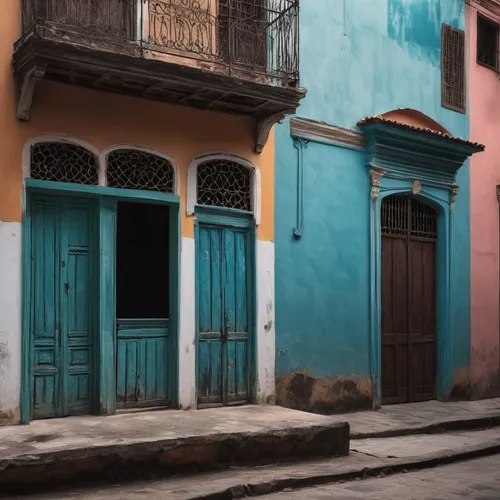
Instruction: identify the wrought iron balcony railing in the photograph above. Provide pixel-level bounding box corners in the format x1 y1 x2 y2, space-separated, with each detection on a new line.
19 0 300 86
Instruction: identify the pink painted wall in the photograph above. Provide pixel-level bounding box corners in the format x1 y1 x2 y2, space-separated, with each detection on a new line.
468 3 500 398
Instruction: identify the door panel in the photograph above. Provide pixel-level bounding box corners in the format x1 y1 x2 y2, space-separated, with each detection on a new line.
31 195 96 419
116 320 169 407
409 239 436 401
32 199 61 418
381 196 436 405
197 224 251 407
381 236 408 404
224 228 249 404
63 202 95 414
198 226 224 405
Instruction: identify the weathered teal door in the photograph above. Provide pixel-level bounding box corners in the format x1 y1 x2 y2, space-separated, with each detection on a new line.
30 194 96 419
197 225 251 406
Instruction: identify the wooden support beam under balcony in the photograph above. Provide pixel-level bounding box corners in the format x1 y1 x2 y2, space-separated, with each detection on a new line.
13 0 306 152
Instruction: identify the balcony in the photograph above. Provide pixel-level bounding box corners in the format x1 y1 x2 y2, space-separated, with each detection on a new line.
13 0 305 151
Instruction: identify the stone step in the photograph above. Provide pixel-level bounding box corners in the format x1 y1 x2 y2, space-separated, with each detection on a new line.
4 428 500 500
0 406 349 495
342 399 500 439
351 413 500 439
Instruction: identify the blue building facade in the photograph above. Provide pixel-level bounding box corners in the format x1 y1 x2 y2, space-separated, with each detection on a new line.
274 0 484 412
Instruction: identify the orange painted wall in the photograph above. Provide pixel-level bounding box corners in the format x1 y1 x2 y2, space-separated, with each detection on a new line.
0 2 274 241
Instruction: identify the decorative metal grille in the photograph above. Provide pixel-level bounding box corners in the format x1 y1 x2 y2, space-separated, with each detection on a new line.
107 150 175 193
197 159 252 211
381 196 408 236
31 142 99 185
441 24 466 113
20 0 299 84
216 0 267 68
30 0 137 39
477 15 499 69
411 199 437 240
381 196 436 240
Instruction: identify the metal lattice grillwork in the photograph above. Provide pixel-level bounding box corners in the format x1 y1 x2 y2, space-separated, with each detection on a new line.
477 15 499 69
20 0 300 84
107 150 175 193
21 0 137 39
31 142 99 185
381 196 408 236
197 159 251 211
442 24 466 113
148 0 298 80
411 199 437 240
382 196 436 240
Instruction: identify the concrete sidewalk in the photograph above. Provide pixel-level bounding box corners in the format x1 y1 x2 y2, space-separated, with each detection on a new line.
2 398 500 497
5 427 500 500
343 398 500 438
0 406 349 494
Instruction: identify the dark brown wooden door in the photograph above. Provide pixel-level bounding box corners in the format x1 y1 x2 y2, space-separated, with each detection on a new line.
381 196 437 405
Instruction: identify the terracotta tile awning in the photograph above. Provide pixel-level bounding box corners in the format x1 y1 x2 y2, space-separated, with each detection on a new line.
357 116 485 151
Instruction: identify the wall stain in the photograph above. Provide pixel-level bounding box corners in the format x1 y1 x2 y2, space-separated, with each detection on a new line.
0 408 20 426
276 370 373 414
471 345 500 399
471 370 500 400
387 0 441 65
0 341 9 363
448 366 471 400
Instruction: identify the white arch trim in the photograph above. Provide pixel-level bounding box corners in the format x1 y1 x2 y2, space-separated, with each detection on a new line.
22 134 101 181
187 152 262 225
100 144 179 195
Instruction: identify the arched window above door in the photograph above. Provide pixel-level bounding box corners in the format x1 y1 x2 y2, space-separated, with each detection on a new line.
30 141 99 185
197 159 251 211
106 148 175 194
187 153 261 224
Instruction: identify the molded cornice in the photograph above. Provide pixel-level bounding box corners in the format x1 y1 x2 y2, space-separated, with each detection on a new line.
358 120 484 194
290 117 364 150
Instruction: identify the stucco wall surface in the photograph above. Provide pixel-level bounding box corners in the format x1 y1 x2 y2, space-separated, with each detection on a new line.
0 1 275 422
275 0 472 410
468 3 500 399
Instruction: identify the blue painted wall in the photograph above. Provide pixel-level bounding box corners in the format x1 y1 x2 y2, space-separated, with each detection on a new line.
275 0 470 408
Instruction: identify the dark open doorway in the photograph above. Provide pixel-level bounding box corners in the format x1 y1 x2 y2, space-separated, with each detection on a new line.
115 201 171 408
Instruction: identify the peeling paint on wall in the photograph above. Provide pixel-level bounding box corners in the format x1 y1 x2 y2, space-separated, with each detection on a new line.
387 0 441 64
276 371 373 414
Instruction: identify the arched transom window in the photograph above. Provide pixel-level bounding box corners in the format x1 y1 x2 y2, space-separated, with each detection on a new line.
31 142 99 185
107 149 175 193
196 159 252 211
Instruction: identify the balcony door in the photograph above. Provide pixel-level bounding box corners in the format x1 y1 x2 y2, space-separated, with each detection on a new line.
217 0 267 68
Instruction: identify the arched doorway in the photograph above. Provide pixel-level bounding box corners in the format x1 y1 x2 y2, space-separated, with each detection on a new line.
381 195 437 404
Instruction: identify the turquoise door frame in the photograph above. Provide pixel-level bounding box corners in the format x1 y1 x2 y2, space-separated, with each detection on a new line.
194 206 257 407
370 184 451 407
21 179 181 424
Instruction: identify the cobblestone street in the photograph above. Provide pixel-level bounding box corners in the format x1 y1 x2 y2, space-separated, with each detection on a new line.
267 455 500 500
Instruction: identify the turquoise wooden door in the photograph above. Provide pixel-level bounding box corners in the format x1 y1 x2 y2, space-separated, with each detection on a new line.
31 195 96 419
116 319 169 407
197 225 251 406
